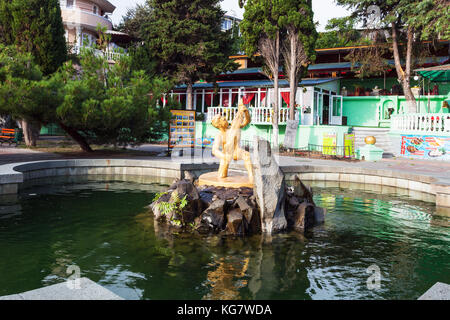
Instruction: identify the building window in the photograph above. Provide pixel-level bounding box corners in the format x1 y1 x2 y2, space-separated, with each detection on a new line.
66 0 74 8
93 5 98 15
221 19 232 31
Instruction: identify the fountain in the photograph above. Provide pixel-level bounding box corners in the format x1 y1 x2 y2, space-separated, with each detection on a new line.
150 99 325 235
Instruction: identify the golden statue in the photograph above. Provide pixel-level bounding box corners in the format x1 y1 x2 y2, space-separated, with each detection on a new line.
198 99 254 188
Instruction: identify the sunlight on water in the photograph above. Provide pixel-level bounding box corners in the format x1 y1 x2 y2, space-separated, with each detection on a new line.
0 179 448 300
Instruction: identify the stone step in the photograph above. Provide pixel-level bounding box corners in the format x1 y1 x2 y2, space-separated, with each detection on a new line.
0 278 124 300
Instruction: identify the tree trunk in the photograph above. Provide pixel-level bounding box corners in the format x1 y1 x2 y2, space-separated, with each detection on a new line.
289 33 297 121
19 119 41 147
272 31 280 148
392 23 417 113
59 122 93 152
186 82 193 110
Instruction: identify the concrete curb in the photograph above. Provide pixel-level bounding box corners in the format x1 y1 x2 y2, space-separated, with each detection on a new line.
418 282 450 300
0 158 449 210
0 278 123 300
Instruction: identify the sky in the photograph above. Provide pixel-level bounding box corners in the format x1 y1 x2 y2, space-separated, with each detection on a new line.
109 0 351 32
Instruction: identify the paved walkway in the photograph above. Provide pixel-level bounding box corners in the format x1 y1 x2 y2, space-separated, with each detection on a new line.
0 147 63 165
277 156 450 181
2 145 450 181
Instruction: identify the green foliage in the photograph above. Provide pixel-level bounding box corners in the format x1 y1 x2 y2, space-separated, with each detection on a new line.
129 45 158 78
330 0 448 79
403 0 450 40
0 0 67 75
0 45 58 124
116 2 153 40
46 33 173 150
278 0 318 85
333 0 448 41
317 18 371 49
141 0 238 86
153 191 188 227
230 22 244 55
240 0 281 59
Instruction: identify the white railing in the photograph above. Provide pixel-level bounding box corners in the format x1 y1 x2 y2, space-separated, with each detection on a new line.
391 113 450 134
71 45 125 61
206 107 299 125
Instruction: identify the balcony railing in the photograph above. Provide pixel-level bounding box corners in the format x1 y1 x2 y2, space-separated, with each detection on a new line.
71 45 125 62
206 107 299 125
61 8 113 30
391 113 450 135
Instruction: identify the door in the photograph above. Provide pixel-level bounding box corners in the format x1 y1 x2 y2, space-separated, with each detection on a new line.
314 91 323 125
330 95 343 125
322 94 330 125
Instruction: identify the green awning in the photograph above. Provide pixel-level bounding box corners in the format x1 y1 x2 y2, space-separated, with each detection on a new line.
415 64 450 82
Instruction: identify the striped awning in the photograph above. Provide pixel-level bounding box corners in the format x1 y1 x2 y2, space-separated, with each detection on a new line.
415 64 450 83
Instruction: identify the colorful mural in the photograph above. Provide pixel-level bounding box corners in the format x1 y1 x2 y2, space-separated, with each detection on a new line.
323 133 337 155
400 135 450 160
169 110 196 148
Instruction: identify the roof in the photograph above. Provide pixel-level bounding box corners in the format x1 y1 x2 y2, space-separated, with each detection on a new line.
105 30 128 36
415 64 450 82
175 78 340 89
91 0 116 13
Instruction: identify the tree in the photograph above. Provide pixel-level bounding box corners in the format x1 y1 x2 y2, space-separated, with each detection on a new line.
0 0 67 146
51 48 171 152
4 0 67 76
316 18 368 49
116 2 153 40
333 0 449 113
279 0 317 120
240 0 283 146
405 0 449 41
0 45 58 146
141 0 237 110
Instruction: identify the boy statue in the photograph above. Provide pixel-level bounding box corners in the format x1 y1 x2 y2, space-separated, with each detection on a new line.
211 99 253 183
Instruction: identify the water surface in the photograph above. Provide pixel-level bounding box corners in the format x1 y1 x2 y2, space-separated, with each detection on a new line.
0 179 448 300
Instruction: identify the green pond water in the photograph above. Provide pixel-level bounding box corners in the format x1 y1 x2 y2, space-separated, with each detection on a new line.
0 178 449 300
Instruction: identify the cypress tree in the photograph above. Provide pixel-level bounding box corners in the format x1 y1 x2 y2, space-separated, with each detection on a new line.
0 0 67 146
7 0 67 75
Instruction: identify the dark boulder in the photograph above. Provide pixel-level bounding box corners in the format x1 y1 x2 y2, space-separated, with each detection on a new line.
196 199 227 234
293 202 316 232
235 196 261 234
224 209 247 236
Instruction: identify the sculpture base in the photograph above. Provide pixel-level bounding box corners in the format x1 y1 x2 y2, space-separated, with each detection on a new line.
198 171 254 189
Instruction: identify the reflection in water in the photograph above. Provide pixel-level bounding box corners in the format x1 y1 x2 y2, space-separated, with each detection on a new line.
203 256 249 300
0 179 449 300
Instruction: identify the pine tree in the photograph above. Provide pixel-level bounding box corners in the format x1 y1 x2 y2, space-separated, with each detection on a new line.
7 0 67 75
142 0 237 110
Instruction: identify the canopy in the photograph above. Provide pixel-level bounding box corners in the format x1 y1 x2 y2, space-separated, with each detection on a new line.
415 64 450 83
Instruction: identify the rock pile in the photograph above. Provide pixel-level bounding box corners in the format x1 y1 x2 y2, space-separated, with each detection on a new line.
150 177 324 236
150 137 325 236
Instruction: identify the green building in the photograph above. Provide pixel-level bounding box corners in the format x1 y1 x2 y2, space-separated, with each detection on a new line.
163 43 450 160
